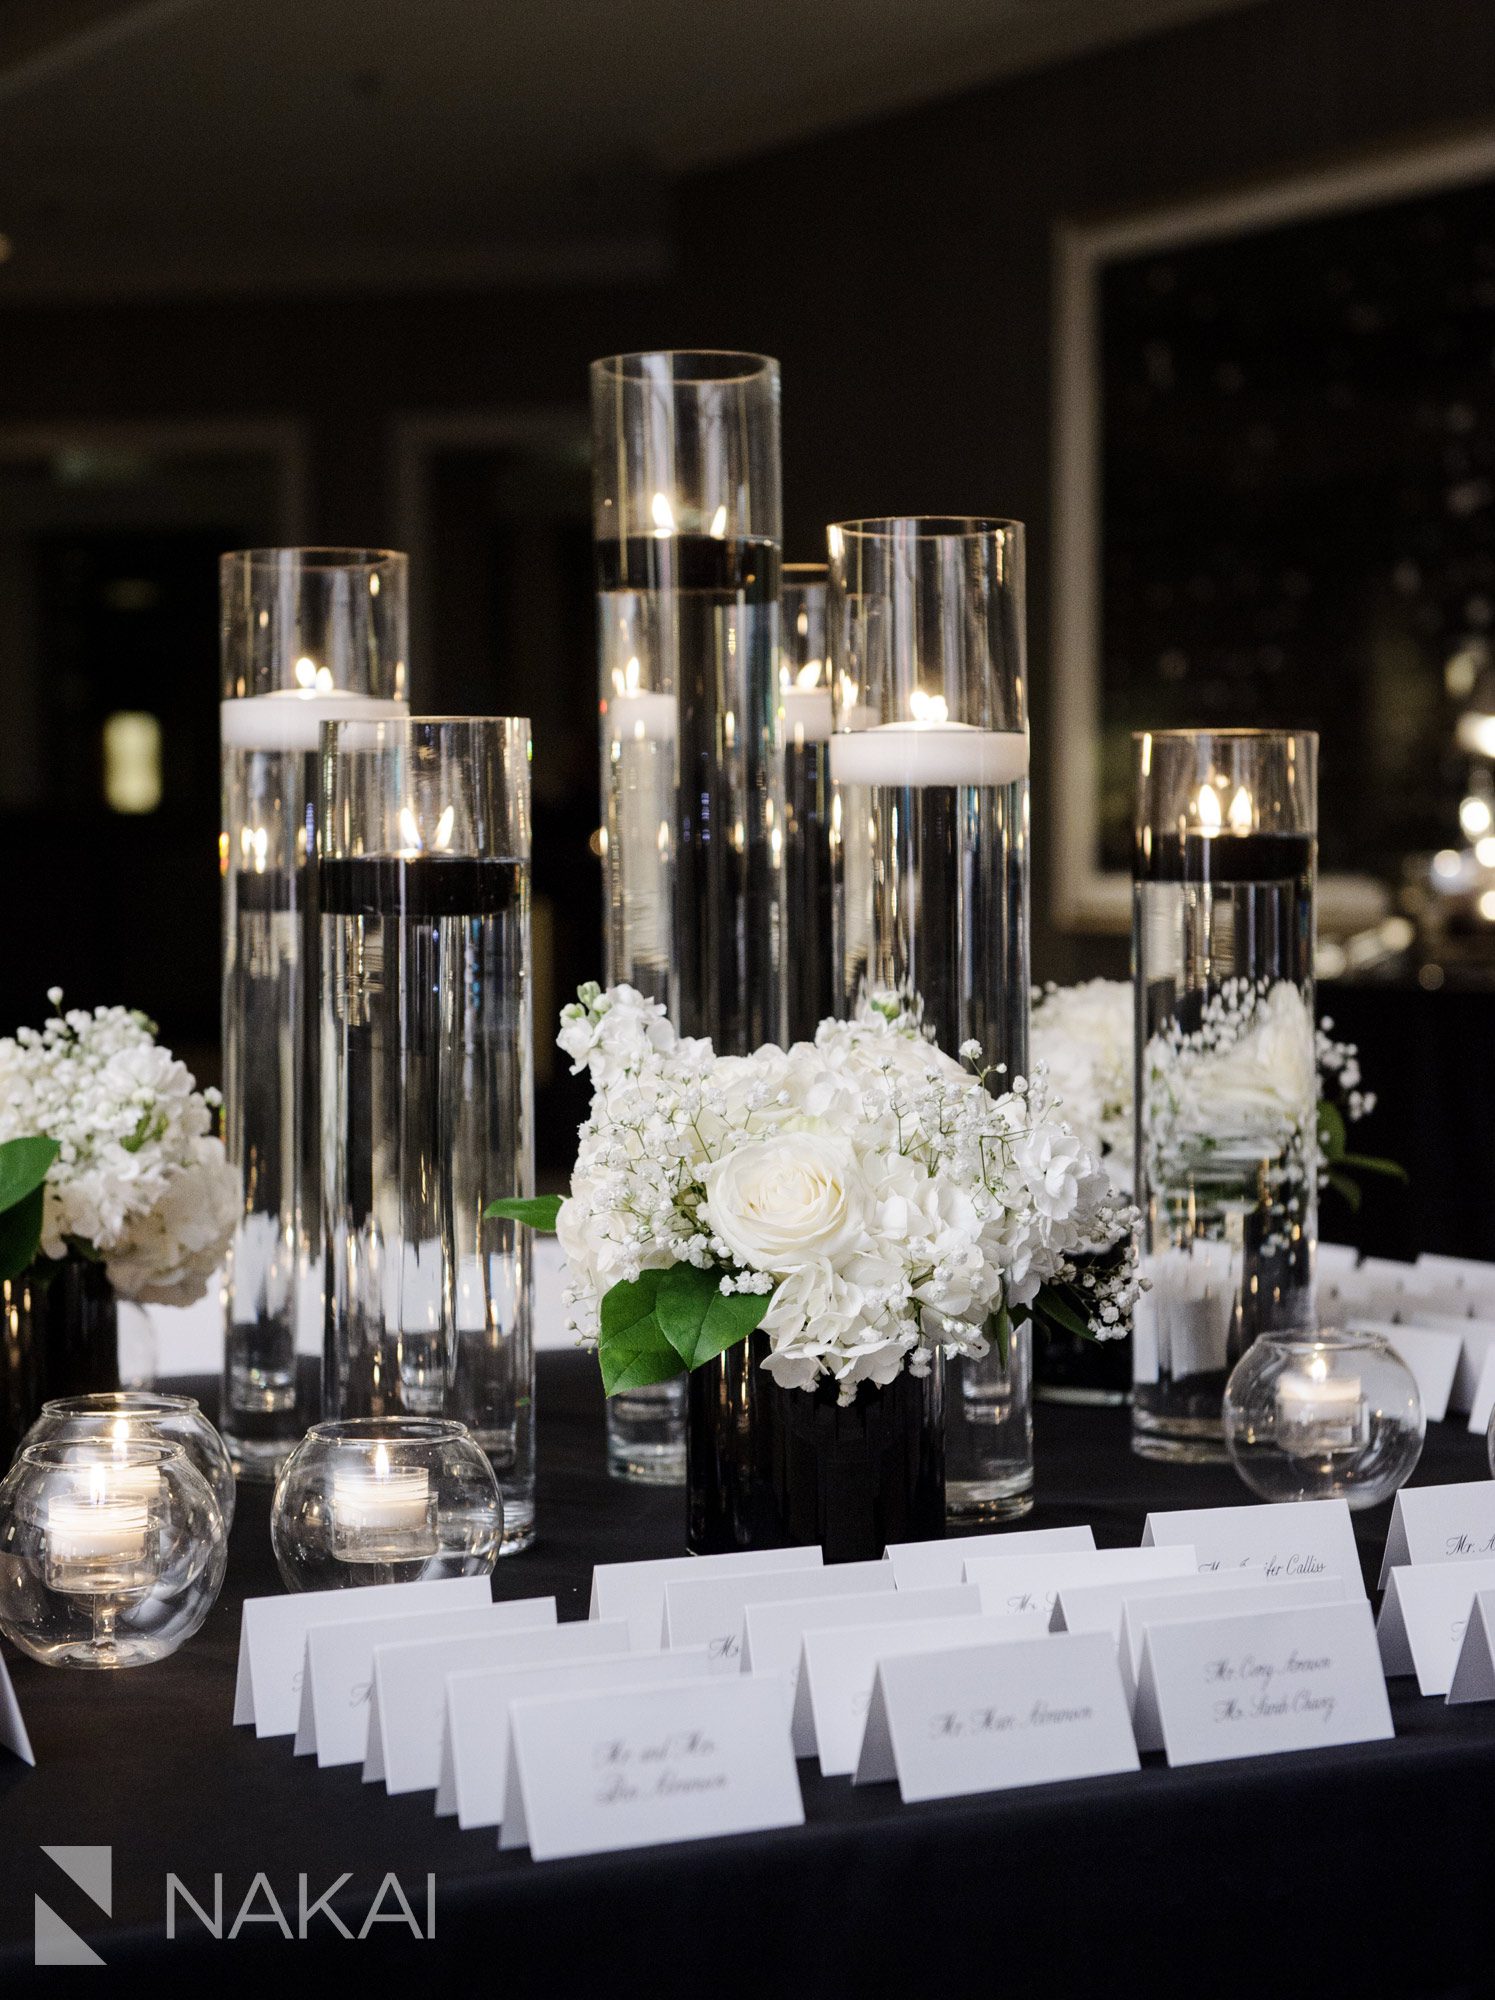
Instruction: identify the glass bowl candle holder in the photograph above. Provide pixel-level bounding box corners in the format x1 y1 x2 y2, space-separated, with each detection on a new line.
270 1418 503 1590
25 1391 237 1532
0 1440 227 1668
1223 1329 1423 1508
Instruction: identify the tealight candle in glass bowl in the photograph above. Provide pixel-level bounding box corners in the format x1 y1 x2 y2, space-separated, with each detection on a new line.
270 1418 502 1590
0 1439 227 1667
24 1391 236 1532
1224 1329 1423 1508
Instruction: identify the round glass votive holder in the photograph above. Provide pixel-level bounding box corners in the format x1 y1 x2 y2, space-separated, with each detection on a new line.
270 1417 503 1591
0 1439 227 1668
26 1391 237 1532
1223 1330 1423 1509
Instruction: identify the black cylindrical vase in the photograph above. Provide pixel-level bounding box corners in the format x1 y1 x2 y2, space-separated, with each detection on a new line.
0 1261 118 1474
686 1333 944 1562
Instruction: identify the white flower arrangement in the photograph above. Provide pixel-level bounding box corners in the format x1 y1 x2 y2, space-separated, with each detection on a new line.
0 992 238 1305
1031 977 1397 1209
497 984 1142 1406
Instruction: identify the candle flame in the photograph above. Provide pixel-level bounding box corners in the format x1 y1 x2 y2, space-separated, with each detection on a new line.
1228 785 1254 832
650 493 675 535
399 806 422 852
374 1442 392 1482
294 655 317 689
432 805 455 850
796 660 823 689
1196 784 1222 831
909 689 949 724
709 503 728 538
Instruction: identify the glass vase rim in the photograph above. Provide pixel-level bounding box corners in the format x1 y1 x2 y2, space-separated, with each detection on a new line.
220 547 407 573
303 1417 471 1446
783 562 829 577
324 713 528 731
40 1390 202 1418
1253 1328 1389 1355
828 514 1024 540
1133 726 1319 743
18 1437 187 1470
590 349 778 384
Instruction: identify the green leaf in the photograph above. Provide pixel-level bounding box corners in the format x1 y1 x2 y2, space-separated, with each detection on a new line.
655 1263 771 1370
0 1184 45 1284
984 1303 1012 1370
1324 1168 1362 1213
0 1135 58 1216
484 1195 562 1231
1316 1100 1347 1164
1035 1281 1096 1343
597 1271 685 1395
1337 1153 1408 1183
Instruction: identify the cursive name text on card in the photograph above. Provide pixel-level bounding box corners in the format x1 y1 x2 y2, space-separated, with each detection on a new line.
594 1729 727 1805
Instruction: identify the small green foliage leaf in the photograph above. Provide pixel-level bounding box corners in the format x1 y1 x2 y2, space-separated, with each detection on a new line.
597 1271 685 1395
655 1263 771 1370
484 1195 562 1232
1035 1281 1096 1343
1316 1100 1347 1164
0 1185 45 1284
0 1135 59 1215
1324 1168 1363 1212
984 1302 1012 1370
1337 1152 1408 1183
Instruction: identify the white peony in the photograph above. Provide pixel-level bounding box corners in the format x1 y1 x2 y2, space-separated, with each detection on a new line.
703 1134 867 1275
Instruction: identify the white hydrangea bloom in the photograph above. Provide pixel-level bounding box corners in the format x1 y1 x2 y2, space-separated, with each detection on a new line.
0 994 238 1305
553 982 1141 1404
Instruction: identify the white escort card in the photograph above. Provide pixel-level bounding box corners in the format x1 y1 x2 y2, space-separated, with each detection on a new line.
1376 1557 1495 1695
1469 1347 1495 1437
1049 1567 1349 1645
884 1524 1095 1591
853 1633 1139 1798
801 1610 1035 1775
590 1546 822 1651
437 1649 715 1829
233 1576 492 1738
1349 1320 1461 1424
1376 1482 1495 1588
1120 1579 1351 1747
964 1545 1196 1619
1133 1600 1393 1766
1403 1313 1495 1414
365 1616 628 1793
1446 1590 1495 1705
661 1561 893 1667
499 1676 804 1861
295 1597 558 1766
1141 1498 1365 1595
740 1582 977 1688
0 1647 33 1767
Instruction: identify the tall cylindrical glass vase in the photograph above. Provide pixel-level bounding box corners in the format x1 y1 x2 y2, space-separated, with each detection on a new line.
828 518 1032 1522
780 565 837 1045
320 717 535 1551
219 549 408 1481
591 350 784 1483
1132 729 1318 1464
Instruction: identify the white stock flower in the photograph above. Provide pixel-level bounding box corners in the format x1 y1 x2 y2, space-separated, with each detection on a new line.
703 1133 867 1275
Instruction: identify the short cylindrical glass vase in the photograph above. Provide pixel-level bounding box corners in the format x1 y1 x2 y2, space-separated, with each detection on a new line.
320 715 536 1551
1133 728 1319 1465
220 547 410 1483
0 1440 226 1668
25 1391 236 1532
1224 1330 1423 1508
270 1418 503 1590
828 517 1032 1523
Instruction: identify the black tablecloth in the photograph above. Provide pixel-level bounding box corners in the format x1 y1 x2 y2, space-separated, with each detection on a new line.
3 1356 1494 1997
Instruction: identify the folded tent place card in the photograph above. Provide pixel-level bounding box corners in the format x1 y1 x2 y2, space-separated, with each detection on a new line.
853 1633 1139 1799
802 1610 1036 1775
1469 1348 1495 1438
1049 1566 1351 1645
1348 1321 1461 1424
500 1675 804 1862
1376 1557 1495 1695
884 1524 1095 1591
365 1616 629 1793
437 1649 716 1830
1133 1600 1392 1766
740 1583 979 1737
661 1560 893 1667
233 1575 492 1738
590 1546 822 1651
1376 1482 1495 1588
295 1597 558 1766
1446 1589 1495 1705
1141 1498 1365 1595
1401 1313 1495 1414
963 1545 1196 1620
1120 1579 1352 1747
0 1647 33 1767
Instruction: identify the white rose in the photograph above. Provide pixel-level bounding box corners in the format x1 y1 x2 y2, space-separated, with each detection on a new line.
702 1133 866 1275
1181 983 1316 1148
